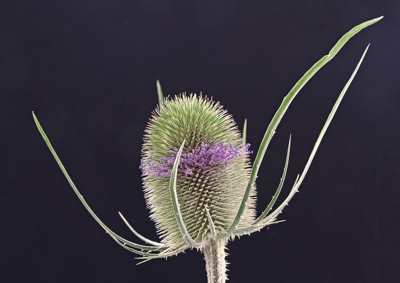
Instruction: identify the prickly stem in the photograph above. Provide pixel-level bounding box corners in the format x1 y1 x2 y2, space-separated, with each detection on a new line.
202 238 228 283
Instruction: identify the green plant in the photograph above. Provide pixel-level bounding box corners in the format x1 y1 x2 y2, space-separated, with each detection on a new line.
33 16 382 283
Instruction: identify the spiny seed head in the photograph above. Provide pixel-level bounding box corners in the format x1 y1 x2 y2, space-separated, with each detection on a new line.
140 94 257 250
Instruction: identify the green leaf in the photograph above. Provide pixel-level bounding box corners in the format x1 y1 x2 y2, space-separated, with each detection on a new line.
205 205 217 238
262 44 371 227
242 119 247 145
118 211 164 247
169 139 201 249
101 226 165 257
135 245 189 264
157 80 164 106
32 112 163 252
226 16 382 235
232 220 286 237
252 135 291 225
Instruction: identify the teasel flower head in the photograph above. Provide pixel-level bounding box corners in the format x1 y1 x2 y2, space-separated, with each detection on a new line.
139 94 256 251
33 16 381 283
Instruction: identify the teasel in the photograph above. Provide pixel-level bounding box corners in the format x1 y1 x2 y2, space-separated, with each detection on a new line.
33 16 382 283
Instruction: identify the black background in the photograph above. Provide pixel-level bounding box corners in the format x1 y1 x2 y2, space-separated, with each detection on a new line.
1 1 399 283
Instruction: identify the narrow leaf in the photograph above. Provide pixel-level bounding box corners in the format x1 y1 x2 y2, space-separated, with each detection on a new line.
233 220 286 237
253 135 291 225
102 225 165 256
169 140 201 249
157 80 164 106
136 245 189 263
205 206 217 238
242 119 247 145
226 16 382 234
262 44 371 226
118 211 164 247
33 112 162 252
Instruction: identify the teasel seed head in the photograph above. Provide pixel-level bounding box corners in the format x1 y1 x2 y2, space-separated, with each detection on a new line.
140 94 256 251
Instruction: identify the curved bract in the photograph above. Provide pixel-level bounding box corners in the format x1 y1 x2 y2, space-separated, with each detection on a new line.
34 16 381 279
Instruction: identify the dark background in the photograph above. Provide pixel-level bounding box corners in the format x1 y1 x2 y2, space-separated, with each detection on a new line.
1 1 399 282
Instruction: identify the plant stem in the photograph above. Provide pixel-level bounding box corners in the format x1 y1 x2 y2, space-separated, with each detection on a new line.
202 238 228 283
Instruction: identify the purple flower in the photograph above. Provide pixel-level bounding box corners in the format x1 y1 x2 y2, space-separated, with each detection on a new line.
140 142 252 179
